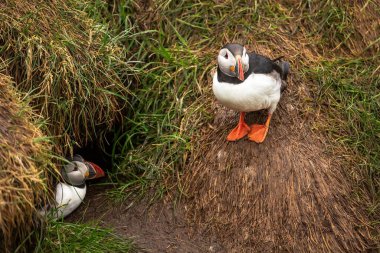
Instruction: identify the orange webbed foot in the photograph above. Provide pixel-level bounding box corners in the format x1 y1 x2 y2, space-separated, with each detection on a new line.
226 112 250 141
248 114 272 143
248 124 269 143
227 122 250 141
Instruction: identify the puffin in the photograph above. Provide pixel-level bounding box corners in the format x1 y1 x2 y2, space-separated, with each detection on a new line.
39 155 105 219
212 43 290 143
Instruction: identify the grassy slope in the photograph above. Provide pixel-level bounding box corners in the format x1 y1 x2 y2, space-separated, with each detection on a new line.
34 0 380 251
94 0 380 216
81 0 215 200
306 57 380 216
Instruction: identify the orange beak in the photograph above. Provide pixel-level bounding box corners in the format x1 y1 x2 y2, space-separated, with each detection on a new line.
237 57 244 81
86 161 106 179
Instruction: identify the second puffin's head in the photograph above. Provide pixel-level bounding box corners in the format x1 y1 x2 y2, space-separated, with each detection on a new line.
61 159 105 186
217 43 249 81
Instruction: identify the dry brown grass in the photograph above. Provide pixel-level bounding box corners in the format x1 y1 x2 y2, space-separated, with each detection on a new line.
0 0 131 153
0 0 132 251
0 61 57 252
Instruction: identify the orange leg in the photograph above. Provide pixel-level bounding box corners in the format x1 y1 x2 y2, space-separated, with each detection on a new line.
227 112 250 141
248 114 272 143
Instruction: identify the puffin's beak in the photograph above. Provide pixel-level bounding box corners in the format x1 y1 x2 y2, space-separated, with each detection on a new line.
236 55 244 81
86 161 106 179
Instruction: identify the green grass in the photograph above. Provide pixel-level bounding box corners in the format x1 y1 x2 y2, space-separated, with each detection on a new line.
305 56 380 213
108 41 213 200
32 221 135 253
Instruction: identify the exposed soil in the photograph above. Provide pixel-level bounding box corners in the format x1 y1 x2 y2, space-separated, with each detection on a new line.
67 185 224 253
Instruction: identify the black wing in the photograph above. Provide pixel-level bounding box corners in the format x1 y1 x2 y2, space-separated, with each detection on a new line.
250 53 290 92
249 53 289 79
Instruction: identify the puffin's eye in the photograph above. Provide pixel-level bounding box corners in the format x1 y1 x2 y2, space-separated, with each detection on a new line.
225 53 228 59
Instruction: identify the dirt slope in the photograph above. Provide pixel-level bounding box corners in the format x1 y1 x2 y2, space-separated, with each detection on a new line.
182 82 375 252
68 186 224 253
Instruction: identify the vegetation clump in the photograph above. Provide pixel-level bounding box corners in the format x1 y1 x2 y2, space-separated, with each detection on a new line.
0 0 132 251
0 61 56 252
35 221 136 253
0 0 131 153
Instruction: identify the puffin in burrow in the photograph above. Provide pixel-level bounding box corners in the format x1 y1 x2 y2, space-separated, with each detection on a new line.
39 155 105 219
212 43 290 143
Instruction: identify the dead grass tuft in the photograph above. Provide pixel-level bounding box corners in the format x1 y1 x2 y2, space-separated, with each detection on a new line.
0 0 131 153
0 60 57 252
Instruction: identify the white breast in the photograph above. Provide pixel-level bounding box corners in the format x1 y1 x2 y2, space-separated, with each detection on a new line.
212 72 281 113
54 182 86 218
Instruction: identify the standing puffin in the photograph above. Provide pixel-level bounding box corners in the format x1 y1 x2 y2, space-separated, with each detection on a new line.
212 43 289 143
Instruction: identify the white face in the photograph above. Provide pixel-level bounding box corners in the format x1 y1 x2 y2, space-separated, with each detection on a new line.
217 47 249 77
242 47 249 72
62 161 87 186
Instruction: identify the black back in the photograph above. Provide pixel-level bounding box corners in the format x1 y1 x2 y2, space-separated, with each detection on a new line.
217 51 289 84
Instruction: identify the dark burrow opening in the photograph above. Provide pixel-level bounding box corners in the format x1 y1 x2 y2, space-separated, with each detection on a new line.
72 131 118 178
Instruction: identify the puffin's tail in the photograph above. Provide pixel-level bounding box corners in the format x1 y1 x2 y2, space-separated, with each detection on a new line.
279 61 290 81
272 57 290 92
272 57 290 80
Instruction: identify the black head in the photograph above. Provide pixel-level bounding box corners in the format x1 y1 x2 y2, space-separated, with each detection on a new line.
222 43 245 57
217 43 249 81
